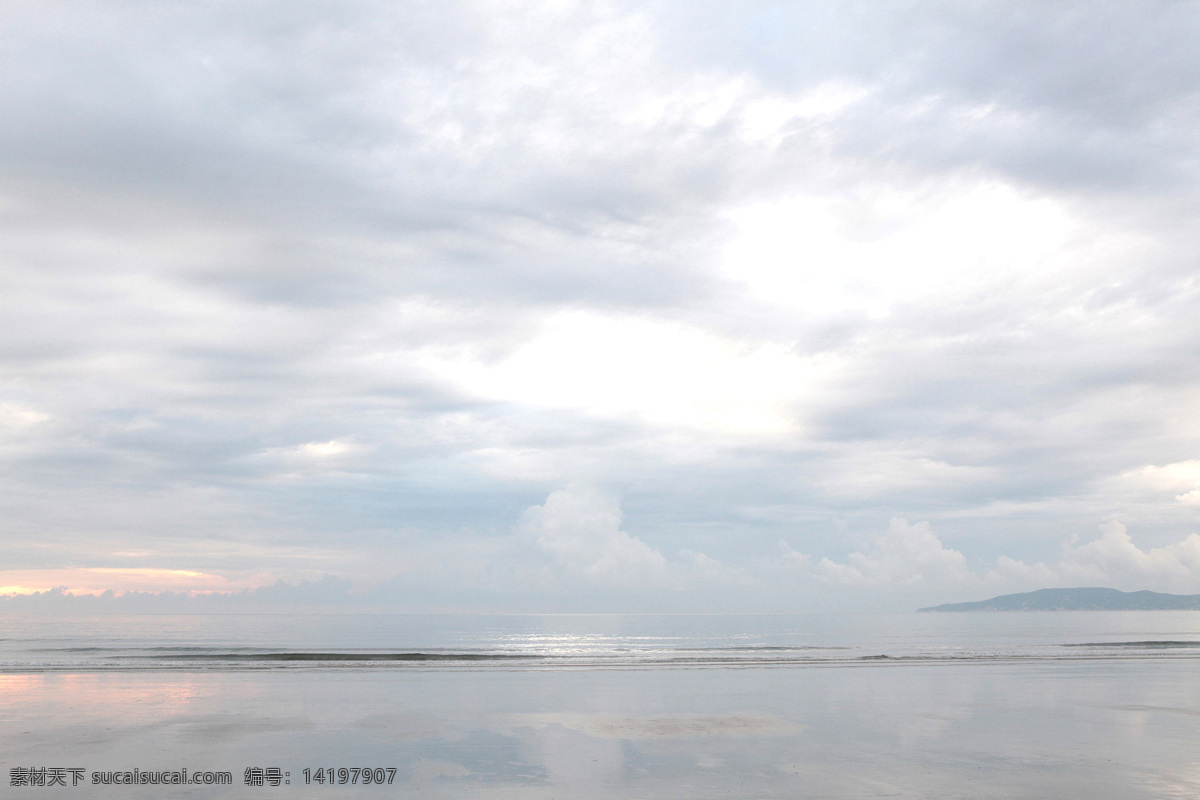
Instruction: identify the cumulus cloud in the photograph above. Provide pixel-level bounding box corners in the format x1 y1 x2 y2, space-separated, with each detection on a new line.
988 556 1058 587
1177 489 1200 506
521 484 668 584
998 521 1200 593
786 518 1200 598
787 518 971 587
517 485 748 598
1126 461 1200 508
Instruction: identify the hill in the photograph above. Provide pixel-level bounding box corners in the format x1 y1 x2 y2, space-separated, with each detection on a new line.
918 587 1200 612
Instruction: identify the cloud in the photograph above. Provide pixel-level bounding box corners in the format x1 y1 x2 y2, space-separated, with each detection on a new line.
979 526 1200 596
786 518 1200 599
777 541 810 570
1177 489 1200 506
521 484 668 584
789 518 971 587
987 521 1200 595
423 309 832 436
0 567 232 596
0 404 49 428
665 0 1200 192
1120 461 1200 507
1055 522 1200 591
0 576 355 612
298 440 351 458
988 556 1058 587
1 2 1199 611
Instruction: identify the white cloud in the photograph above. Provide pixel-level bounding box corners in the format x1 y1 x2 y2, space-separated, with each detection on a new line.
777 540 810 570
983 521 1200 594
1112 461 1200 505
521 484 668 584
423 309 835 436
1056 521 1200 590
517 485 748 597
297 440 351 458
1177 489 1200 506
250 439 365 480
1122 461 1200 490
1126 460 1200 507
786 519 1200 598
0 404 50 429
678 548 747 585
789 518 971 587
719 179 1107 319
987 555 1057 586
737 82 870 146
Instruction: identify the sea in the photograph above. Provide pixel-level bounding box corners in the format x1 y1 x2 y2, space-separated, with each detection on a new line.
2 611 1199 798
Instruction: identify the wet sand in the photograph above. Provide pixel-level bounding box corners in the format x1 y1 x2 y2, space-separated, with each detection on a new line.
3 659 1200 798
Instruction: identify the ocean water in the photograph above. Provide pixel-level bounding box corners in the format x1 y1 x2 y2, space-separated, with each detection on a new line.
2 612 1200 797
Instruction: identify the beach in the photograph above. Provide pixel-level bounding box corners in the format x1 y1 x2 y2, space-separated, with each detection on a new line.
3 613 1200 798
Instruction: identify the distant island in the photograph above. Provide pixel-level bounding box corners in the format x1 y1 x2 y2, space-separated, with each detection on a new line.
919 587 1200 612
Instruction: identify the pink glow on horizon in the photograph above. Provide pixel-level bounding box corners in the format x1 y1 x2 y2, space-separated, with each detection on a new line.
0 567 266 596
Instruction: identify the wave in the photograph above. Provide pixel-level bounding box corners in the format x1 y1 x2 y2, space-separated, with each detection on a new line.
7 640 1200 672
154 651 537 662
1061 640 1200 649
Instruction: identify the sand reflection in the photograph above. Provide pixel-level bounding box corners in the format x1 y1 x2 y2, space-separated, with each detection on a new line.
504 712 800 738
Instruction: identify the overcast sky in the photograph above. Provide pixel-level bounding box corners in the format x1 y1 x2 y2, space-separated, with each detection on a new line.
2 0 1199 611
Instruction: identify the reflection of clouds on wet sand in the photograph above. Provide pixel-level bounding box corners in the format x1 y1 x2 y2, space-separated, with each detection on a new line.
0 673 313 748
6 664 1200 798
496 712 803 795
410 759 471 782
349 712 453 741
0 673 203 721
169 714 314 744
0 673 43 696
1103 704 1200 718
503 712 800 739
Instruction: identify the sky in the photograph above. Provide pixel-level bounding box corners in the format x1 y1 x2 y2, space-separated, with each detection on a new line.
2 0 1199 612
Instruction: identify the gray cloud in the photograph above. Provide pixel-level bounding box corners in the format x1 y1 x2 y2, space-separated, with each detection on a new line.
653 0 1200 192
1 1 1198 609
